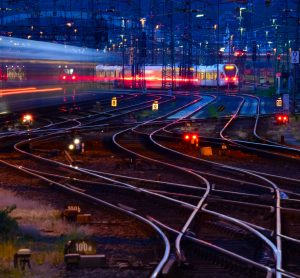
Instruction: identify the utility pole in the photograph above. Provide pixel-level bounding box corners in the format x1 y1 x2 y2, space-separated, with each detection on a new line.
181 0 193 89
134 0 146 91
0 0 3 26
149 0 159 64
292 0 300 115
162 0 175 90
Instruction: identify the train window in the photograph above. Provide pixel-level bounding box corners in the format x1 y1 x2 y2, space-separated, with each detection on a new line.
63 68 74 75
224 65 237 77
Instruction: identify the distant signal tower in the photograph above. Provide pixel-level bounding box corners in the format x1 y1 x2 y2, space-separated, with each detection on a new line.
162 0 175 90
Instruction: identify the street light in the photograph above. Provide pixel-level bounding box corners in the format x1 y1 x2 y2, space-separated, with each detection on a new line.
140 18 146 28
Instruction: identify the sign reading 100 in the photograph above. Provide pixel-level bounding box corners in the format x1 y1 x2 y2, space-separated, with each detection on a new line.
67 240 96 255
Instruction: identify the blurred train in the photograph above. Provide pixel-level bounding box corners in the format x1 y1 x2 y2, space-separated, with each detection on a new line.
95 64 239 89
0 36 238 90
0 36 120 88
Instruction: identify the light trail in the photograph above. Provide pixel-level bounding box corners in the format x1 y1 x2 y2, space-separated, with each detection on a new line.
0 87 37 93
0 87 63 96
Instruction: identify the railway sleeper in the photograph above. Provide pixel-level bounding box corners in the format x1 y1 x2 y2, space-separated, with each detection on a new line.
282 240 300 275
207 200 269 213
181 240 269 278
209 220 254 237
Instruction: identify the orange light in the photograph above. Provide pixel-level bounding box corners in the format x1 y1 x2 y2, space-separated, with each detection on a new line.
192 134 198 140
0 87 36 93
23 114 33 122
225 65 235 70
232 77 237 81
225 77 229 81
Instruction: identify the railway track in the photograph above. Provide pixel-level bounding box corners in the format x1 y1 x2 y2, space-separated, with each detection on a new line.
0 91 299 277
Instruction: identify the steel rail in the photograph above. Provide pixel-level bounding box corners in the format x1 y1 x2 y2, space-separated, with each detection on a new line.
128 96 213 264
14 136 197 210
0 159 170 278
253 96 300 153
5 92 286 276
215 95 282 277
148 216 275 277
148 94 279 266
150 125 282 276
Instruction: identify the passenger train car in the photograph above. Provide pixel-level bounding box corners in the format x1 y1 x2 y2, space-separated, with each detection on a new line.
195 64 239 87
95 63 239 89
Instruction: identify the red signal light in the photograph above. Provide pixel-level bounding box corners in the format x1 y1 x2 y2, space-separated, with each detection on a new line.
234 51 241 57
232 77 237 81
184 134 190 140
276 114 289 124
192 134 198 140
225 77 229 81
72 75 76 80
62 75 67 80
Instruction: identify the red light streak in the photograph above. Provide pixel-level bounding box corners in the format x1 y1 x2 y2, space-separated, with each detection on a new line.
122 76 199 82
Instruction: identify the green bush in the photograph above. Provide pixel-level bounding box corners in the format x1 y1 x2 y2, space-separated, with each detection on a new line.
0 205 18 240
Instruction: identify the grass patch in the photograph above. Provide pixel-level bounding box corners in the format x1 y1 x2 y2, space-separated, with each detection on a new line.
0 189 93 276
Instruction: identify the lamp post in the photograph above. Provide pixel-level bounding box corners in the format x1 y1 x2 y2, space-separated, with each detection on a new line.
238 7 246 49
217 0 220 92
